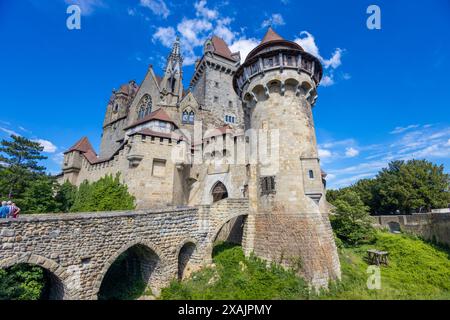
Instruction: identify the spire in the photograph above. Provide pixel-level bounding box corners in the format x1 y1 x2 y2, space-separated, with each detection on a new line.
260 27 284 44
164 36 183 76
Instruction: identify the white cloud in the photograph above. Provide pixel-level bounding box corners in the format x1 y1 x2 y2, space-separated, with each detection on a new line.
140 0 170 19
294 31 345 87
34 139 57 153
194 0 218 19
152 0 244 66
295 31 319 58
320 75 334 87
318 148 332 158
261 13 285 28
153 26 176 47
390 124 420 134
229 38 259 62
345 147 359 157
0 127 20 137
64 0 105 15
322 48 343 69
127 8 136 16
52 152 65 164
322 124 450 189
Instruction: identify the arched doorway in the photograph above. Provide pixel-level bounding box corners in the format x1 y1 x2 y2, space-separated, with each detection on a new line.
177 242 196 280
98 244 160 300
388 221 401 233
0 264 65 300
212 181 228 203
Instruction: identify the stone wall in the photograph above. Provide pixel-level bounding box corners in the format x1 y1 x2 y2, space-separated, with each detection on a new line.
374 213 450 246
0 203 247 300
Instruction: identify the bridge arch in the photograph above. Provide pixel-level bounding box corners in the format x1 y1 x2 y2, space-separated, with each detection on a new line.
92 239 167 300
176 239 198 280
206 212 248 259
0 254 70 300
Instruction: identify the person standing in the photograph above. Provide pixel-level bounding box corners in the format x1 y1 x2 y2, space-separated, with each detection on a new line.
10 202 21 219
0 201 10 219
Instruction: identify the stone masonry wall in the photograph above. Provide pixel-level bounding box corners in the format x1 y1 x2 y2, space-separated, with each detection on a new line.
374 213 450 246
0 204 247 300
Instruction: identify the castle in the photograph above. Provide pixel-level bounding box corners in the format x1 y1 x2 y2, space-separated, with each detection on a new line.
59 28 341 288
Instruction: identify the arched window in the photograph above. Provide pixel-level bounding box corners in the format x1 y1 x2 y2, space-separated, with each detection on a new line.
137 95 152 120
138 106 145 119
212 181 228 203
144 96 152 116
182 109 195 124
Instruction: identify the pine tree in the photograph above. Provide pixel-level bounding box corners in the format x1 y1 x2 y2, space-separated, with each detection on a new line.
0 135 46 199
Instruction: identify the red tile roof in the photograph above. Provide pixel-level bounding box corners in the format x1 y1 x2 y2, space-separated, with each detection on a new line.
260 27 284 44
211 36 239 62
65 137 96 154
125 108 177 130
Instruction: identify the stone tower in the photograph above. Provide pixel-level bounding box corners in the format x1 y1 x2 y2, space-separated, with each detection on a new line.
190 36 243 129
233 28 341 289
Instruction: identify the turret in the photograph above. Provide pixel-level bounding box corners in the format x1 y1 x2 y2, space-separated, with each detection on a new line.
233 28 341 289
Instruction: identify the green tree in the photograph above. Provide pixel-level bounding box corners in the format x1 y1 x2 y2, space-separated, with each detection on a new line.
0 265 45 300
374 160 450 214
18 176 60 214
0 135 46 199
70 174 135 212
329 190 375 246
55 181 77 212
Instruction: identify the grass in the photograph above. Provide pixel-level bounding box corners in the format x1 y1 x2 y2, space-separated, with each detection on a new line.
161 232 450 300
161 242 310 300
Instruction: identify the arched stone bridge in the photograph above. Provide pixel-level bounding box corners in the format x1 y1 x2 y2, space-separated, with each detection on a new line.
0 198 249 300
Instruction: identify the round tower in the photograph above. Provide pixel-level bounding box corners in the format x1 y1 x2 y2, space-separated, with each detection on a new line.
233 28 341 289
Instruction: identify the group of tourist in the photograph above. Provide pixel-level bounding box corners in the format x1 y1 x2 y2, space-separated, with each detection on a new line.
0 201 21 219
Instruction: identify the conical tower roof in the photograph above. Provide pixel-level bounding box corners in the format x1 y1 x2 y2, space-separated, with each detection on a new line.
260 27 284 44
245 27 303 62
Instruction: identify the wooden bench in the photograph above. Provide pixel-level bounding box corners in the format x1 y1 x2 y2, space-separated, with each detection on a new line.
367 249 389 266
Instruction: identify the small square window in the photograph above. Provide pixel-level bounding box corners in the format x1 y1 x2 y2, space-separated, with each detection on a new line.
228 101 233 108
261 176 276 195
214 82 219 88
214 96 219 103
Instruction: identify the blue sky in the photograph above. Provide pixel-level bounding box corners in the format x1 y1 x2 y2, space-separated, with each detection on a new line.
0 0 449 188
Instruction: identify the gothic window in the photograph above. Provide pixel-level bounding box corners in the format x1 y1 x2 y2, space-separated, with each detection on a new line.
138 106 145 119
113 103 119 113
266 58 273 67
182 109 195 124
212 181 228 203
309 170 315 179
138 95 152 120
228 101 233 108
260 176 276 195
214 81 219 88
214 96 219 103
